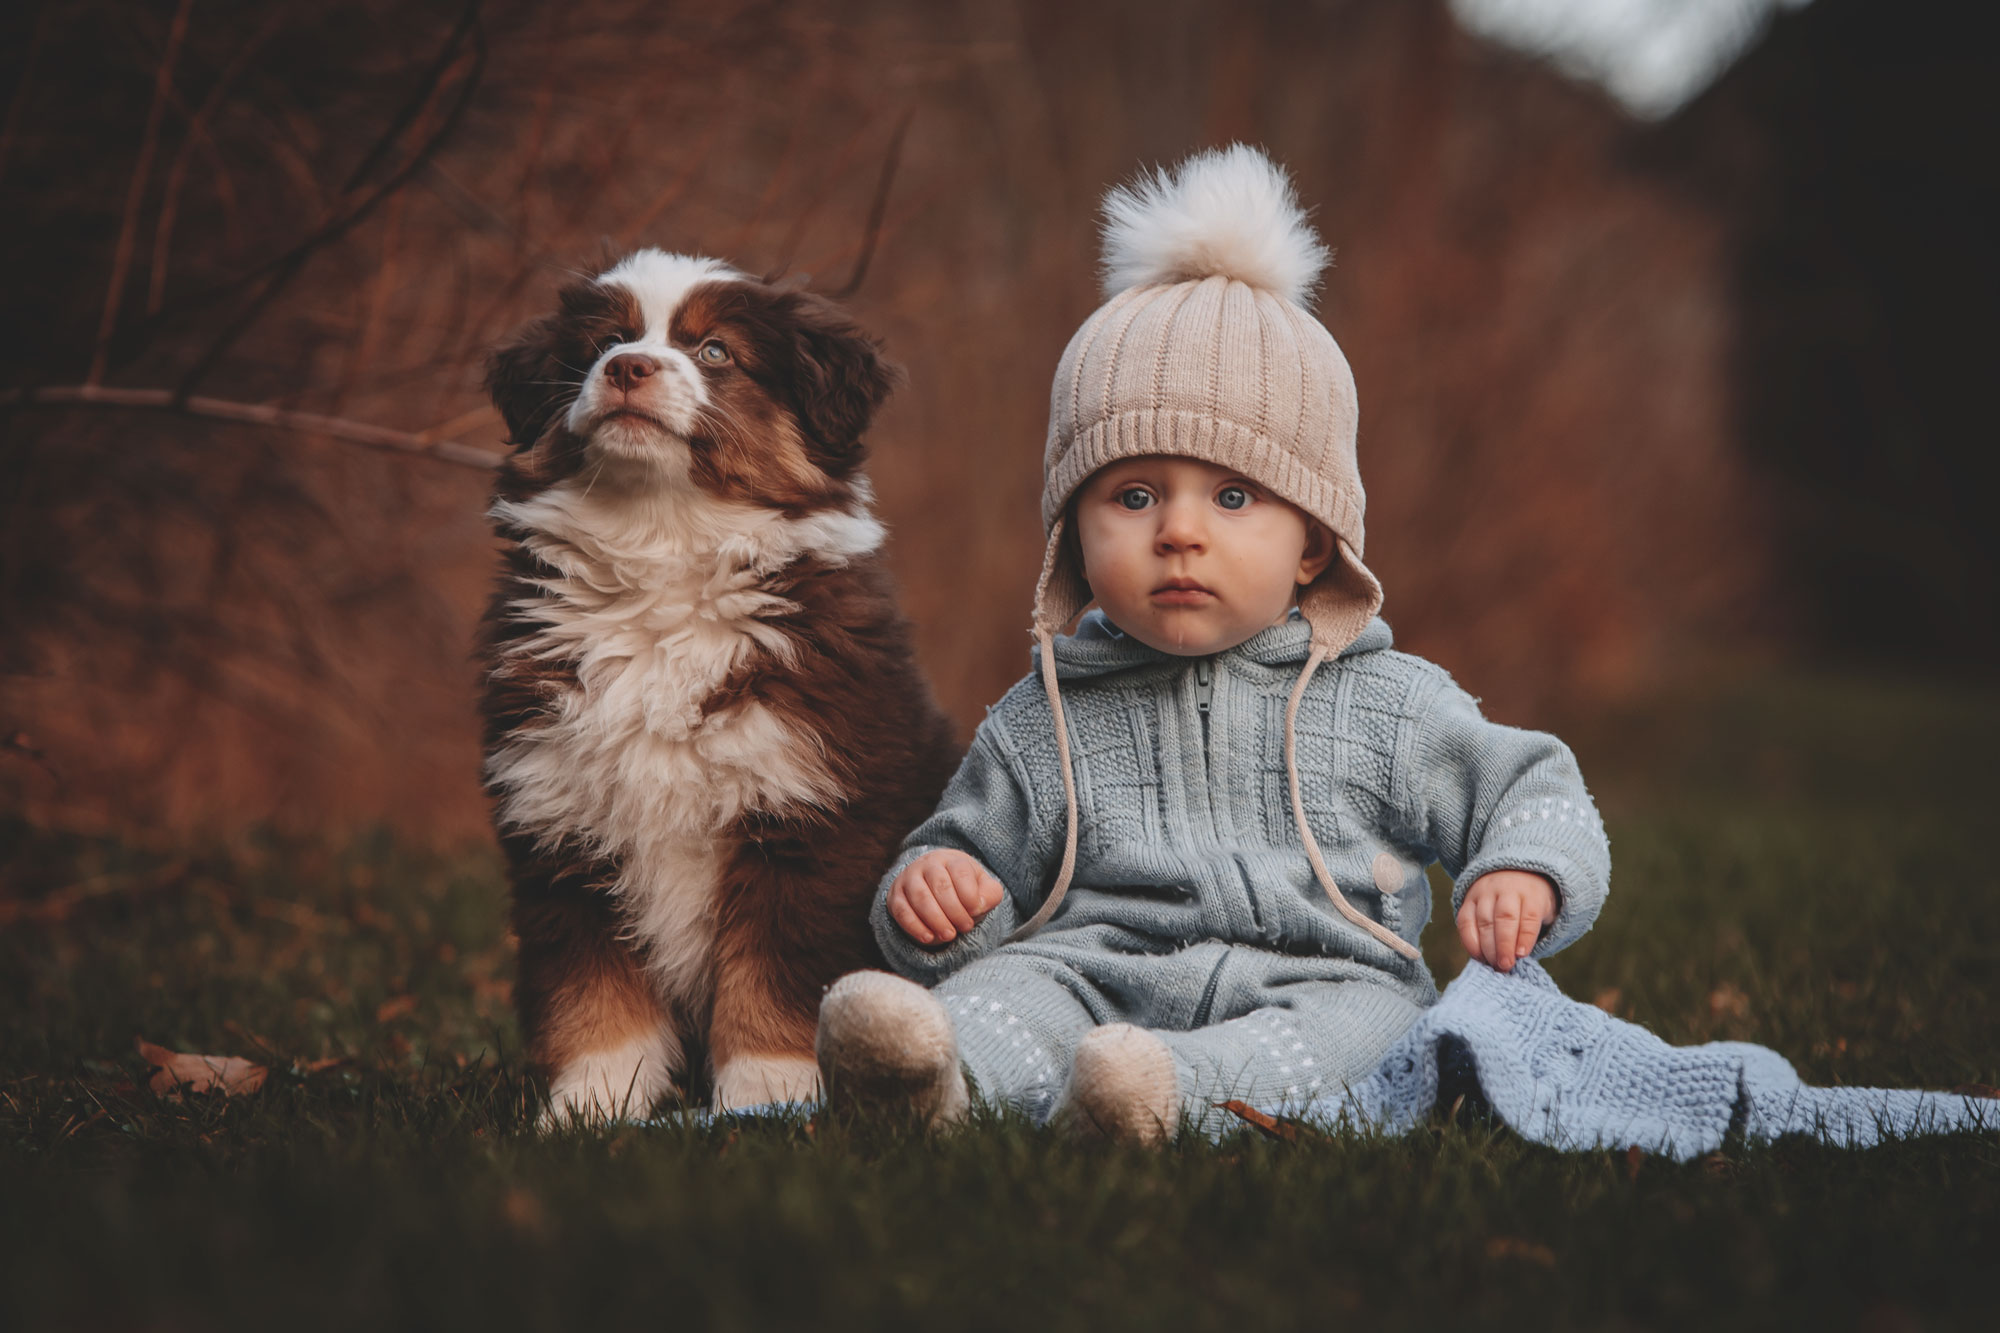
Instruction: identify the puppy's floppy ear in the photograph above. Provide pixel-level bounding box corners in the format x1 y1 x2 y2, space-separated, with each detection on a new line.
487 277 619 448
486 315 565 449
782 291 901 466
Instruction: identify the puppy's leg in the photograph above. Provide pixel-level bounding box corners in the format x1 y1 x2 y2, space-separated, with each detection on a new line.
707 844 873 1111
708 940 822 1110
516 889 682 1129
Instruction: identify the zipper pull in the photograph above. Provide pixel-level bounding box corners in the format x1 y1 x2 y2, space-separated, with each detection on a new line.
1194 658 1214 718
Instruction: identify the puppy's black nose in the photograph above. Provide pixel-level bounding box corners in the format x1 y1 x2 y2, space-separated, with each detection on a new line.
603 353 658 393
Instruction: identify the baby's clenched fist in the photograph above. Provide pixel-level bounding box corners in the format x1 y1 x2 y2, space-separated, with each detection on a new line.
888 849 1004 945
1456 869 1558 972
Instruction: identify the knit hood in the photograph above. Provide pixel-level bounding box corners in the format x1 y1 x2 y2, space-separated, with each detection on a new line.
1040 610 1395 682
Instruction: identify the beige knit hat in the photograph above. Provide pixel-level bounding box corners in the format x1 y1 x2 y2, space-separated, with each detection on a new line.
1012 144 1418 962
1031 142 1384 656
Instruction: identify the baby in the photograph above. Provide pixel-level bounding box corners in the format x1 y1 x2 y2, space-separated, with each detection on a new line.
814 145 1611 1141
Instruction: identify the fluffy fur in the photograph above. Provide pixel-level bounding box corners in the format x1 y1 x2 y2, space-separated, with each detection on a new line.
481 248 959 1124
1098 142 1330 306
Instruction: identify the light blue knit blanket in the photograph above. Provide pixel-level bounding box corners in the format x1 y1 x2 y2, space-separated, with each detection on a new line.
1296 958 1995 1160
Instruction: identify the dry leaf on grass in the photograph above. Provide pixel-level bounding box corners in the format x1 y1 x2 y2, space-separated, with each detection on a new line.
1217 1099 1308 1142
374 994 418 1023
136 1038 267 1098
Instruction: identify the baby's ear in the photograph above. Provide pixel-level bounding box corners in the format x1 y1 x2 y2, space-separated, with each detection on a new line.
1062 499 1090 589
1297 519 1337 584
781 291 902 468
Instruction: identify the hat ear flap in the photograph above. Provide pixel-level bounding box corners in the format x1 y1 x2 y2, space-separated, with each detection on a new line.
1032 516 1094 636
782 292 900 467
1296 538 1383 656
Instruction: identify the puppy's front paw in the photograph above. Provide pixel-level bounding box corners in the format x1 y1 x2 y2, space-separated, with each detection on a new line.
537 1033 680 1132
712 1054 822 1111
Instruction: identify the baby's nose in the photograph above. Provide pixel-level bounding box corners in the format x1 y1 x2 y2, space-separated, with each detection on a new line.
1154 502 1207 552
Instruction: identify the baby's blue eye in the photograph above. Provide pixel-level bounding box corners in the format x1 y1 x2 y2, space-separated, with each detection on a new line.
1118 488 1153 511
1217 486 1250 511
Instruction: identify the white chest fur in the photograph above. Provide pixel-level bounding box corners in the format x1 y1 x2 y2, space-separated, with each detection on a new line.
485 480 883 1002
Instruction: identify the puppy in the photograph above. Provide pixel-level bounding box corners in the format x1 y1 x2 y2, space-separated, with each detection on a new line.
481 249 959 1124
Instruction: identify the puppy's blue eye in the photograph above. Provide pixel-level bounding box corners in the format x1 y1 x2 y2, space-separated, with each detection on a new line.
1118 488 1153 511
1218 486 1250 510
697 340 730 366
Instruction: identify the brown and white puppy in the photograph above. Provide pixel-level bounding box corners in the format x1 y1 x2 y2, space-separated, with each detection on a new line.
481 249 959 1124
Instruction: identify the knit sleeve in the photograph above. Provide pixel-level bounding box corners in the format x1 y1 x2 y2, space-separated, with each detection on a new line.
869 709 1060 985
1404 675 1611 957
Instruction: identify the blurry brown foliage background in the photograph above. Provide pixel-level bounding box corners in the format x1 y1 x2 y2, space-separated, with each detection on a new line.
1 0 1991 841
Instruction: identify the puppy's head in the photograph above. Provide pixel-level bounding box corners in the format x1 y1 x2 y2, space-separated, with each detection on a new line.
487 249 898 510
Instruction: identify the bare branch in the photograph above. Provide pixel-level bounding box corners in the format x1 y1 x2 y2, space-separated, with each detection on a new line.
415 404 499 443
171 3 488 404
88 0 195 387
148 4 290 314
2 730 61 784
765 116 873 284
2 384 502 470
830 107 912 300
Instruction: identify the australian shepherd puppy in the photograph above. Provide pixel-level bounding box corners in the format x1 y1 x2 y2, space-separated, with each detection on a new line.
481 249 959 1124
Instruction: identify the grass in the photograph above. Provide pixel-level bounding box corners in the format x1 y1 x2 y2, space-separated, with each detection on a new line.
3 671 1997 1331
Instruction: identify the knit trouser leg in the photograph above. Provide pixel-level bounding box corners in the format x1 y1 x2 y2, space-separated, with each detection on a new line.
1153 981 1424 1133
934 954 1098 1124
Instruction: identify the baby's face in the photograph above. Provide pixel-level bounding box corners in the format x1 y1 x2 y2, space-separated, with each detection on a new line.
1074 455 1333 656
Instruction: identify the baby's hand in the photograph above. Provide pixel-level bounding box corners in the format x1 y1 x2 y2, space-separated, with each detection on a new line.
887 850 1005 946
1456 870 1557 972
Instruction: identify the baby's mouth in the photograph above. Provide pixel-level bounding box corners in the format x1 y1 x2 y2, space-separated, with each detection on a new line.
1151 577 1215 606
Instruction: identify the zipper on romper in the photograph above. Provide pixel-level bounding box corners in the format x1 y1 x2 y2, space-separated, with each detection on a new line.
1190 949 1229 1027
1194 657 1214 752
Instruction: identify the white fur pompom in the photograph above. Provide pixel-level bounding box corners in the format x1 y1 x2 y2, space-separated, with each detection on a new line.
1099 144 1329 305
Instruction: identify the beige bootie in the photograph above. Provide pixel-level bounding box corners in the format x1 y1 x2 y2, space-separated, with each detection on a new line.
1061 1023 1180 1146
816 971 970 1128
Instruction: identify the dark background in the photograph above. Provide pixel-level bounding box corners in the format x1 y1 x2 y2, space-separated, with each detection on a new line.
2 0 1994 842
